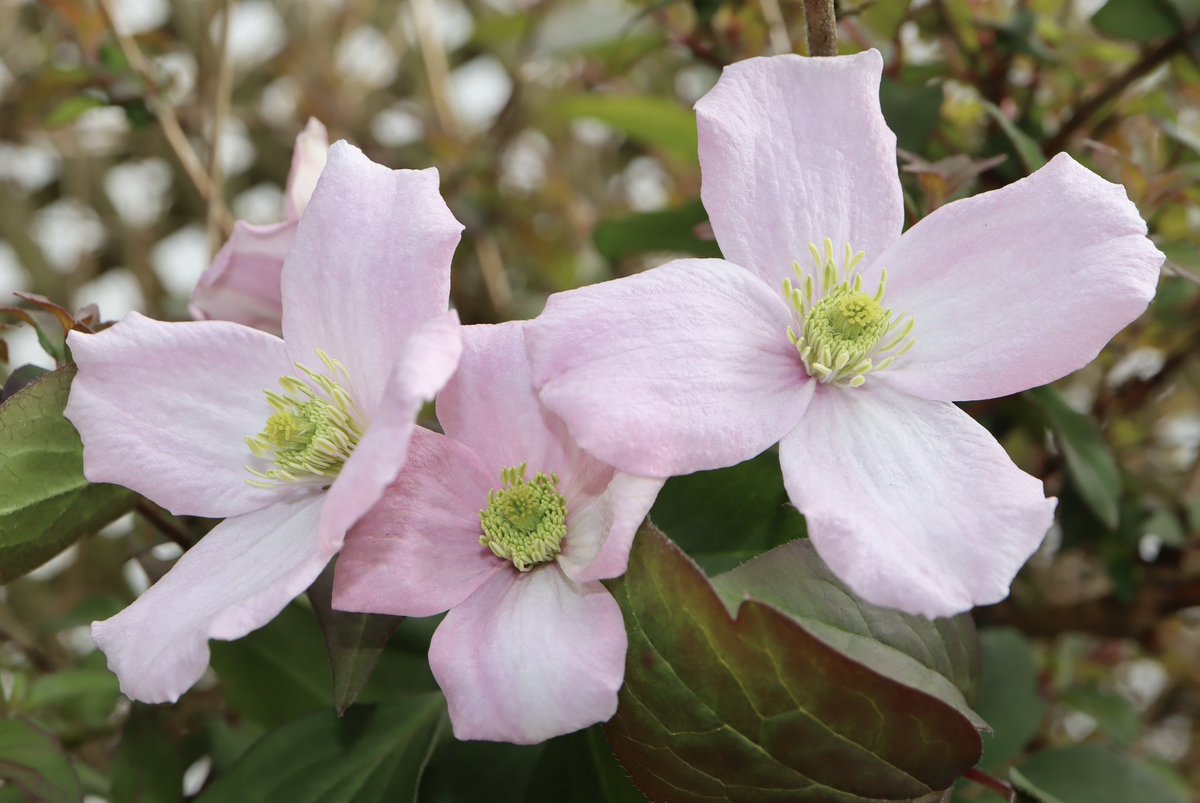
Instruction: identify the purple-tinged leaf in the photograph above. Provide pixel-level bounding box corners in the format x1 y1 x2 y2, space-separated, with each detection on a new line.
604 523 983 803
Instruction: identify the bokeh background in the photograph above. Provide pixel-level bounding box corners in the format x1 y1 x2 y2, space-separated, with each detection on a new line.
2 0 1200 800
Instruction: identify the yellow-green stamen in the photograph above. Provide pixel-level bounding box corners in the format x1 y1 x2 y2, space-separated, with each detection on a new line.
479 464 568 571
245 350 362 488
783 238 916 388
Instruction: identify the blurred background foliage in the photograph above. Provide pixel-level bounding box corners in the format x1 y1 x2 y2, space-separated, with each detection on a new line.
1 0 1200 800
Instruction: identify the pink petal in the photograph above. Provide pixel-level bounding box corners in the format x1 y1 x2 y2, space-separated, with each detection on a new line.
388 308 464 406
333 428 503 618
317 310 462 559
64 314 293 518
283 118 329 221
779 384 1057 618
695 50 903 290
560 473 663 584
436 320 649 581
528 258 812 478
189 220 294 335
438 321 609 502
281 142 463 411
91 493 327 703
429 566 626 744
875 153 1163 402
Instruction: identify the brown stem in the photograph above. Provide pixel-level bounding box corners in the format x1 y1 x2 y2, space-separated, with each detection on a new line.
474 234 514 319
135 501 193 550
95 0 234 236
206 0 234 255
1044 27 1192 154
804 0 838 57
964 768 1016 802
412 0 462 141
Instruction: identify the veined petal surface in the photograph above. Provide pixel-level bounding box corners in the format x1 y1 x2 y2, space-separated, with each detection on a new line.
91 493 327 703
439 322 611 505
779 383 1056 618
65 314 293 518
876 153 1163 402
429 567 626 744
281 142 462 413
318 310 462 559
283 117 329 220
333 428 502 619
696 50 904 289
189 219 295 335
529 258 811 478
559 473 664 584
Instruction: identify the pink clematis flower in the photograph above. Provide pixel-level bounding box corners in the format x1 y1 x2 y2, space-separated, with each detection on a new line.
526 51 1163 618
190 118 329 334
65 142 464 702
332 322 663 743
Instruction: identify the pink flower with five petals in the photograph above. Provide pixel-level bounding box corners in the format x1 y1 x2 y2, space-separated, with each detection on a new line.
332 322 663 743
65 143 463 702
526 51 1163 618
190 117 329 334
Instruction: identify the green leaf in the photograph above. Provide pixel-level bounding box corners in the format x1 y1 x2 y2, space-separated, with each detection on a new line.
419 739 544 803
1027 386 1122 530
1 306 67 365
880 78 944 153
1009 767 1066 803
1058 686 1140 747
354 618 441 704
1166 0 1200 25
2 364 50 400
974 629 1044 771
712 540 983 719
20 666 121 733
604 524 983 802
420 725 644 803
860 0 915 39
593 199 721 262
0 366 136 583
649 449 805 574
46 95 107 128
209 603 332 729
981 102 1046 173
111 706 186 803
197 696 447 803
1012 746 1188 803
525 727 647 803
1092 0 1181 42
307 560 405 715
554 95 697 164
0 718 83 803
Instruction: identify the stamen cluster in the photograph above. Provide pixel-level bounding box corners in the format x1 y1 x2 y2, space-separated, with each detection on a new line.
479 464 568 571
245 351 363 488
784 238 916 387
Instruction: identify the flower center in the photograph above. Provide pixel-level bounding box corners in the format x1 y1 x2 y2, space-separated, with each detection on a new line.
479 464 568 572
783 238 916 388
245 350 363 488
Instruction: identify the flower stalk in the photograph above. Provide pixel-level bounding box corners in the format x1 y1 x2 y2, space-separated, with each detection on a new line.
804 0 838 57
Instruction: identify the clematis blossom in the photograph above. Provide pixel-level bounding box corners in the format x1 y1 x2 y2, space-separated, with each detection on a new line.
526 50 1163 618
65 142 464 702
332 322 663 744
190 117 329 334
